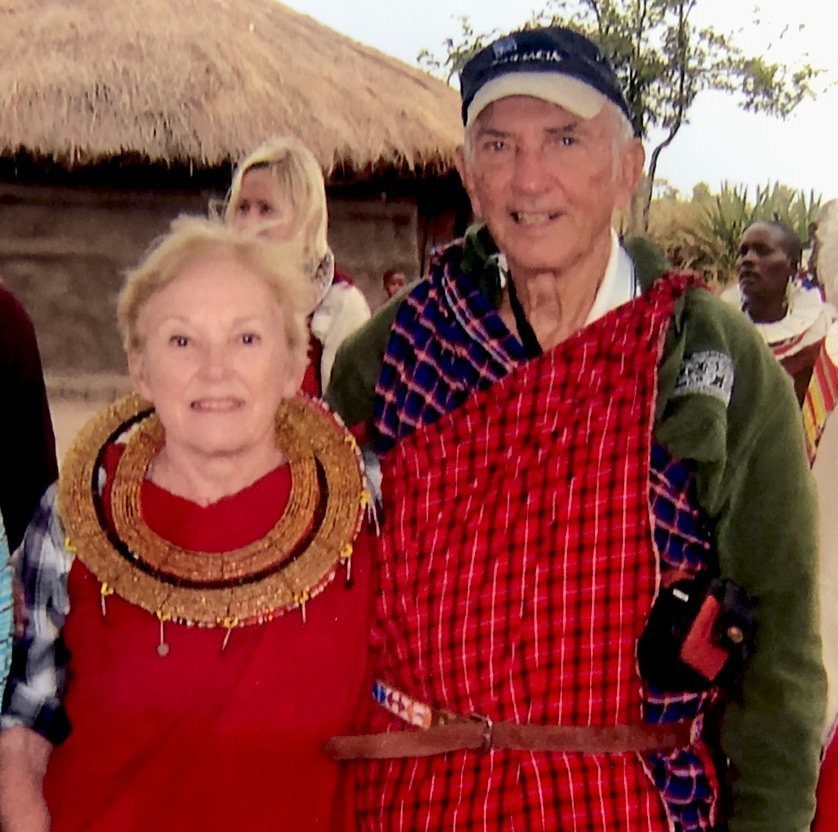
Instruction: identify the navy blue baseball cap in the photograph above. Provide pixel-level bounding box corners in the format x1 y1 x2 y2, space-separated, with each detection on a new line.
459 26 632 128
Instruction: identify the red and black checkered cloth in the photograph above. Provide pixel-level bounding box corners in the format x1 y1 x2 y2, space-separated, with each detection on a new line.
357 268 718 830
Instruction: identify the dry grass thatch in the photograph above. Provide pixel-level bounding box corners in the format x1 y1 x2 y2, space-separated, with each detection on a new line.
0 0 462 174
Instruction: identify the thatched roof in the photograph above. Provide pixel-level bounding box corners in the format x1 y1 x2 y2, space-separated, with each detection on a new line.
0 0 462 174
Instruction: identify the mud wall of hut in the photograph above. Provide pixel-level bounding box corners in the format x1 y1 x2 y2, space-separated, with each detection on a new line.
0 181 430 377
328 197 419 308
0 182 207 376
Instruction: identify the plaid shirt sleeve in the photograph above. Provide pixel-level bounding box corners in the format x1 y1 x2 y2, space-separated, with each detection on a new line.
1 484 72 745
0 513 12 702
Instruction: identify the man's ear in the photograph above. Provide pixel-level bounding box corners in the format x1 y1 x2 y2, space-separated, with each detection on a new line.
616 138 646 211
127 348 152 402
454 144 482 219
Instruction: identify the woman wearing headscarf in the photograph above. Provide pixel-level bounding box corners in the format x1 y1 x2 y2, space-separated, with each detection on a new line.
0 218 373 832
224 137 371 396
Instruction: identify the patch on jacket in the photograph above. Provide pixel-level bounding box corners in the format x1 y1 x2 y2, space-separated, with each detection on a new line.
672 350 734 406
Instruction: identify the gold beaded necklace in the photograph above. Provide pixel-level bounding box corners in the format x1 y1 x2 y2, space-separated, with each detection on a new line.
58 392 369 630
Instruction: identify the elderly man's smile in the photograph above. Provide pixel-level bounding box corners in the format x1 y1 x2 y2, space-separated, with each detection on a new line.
190 397 245 412
511 210 562 226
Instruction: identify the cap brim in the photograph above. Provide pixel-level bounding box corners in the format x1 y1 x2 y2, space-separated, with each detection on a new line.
466 72 606 126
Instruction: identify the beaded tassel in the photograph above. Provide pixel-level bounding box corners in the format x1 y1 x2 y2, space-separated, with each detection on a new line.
296 591 310 625
220 617 238 652
340 543 353 586
157 612 170 657
362 490 380 537
99 582 114 618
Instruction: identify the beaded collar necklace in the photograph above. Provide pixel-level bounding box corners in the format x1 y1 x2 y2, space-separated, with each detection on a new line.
58 393 369 634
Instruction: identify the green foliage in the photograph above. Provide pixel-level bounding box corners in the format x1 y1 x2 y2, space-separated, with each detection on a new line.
417 17 501 83
420 2 819 136
648 182 822 285
420 1 821 232
417 9 549 82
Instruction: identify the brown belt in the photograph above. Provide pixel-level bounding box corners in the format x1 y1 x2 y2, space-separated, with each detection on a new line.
326 718 694 761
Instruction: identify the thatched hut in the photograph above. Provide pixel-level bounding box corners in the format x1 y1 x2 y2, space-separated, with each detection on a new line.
0 0 467 376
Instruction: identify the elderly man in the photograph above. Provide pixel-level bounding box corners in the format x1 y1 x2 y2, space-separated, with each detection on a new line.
327 26 824 832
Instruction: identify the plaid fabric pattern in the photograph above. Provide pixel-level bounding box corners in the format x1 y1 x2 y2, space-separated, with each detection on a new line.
374 245 525 454
358 273 703 830
0 484 72 744
802 334 838 463
0 511 12 702
649 442 714 576
646 444 718 831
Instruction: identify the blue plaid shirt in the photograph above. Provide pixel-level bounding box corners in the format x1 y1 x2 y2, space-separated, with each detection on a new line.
0 511 13 704
1 485 72 744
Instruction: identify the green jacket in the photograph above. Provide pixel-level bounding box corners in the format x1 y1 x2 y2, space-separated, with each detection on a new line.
326 227 825 832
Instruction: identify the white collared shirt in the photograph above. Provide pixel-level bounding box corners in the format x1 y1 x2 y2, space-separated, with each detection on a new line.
585 229 638 325
498 229 638 329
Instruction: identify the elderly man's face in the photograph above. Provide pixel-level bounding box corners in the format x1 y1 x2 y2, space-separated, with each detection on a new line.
457 96 643 279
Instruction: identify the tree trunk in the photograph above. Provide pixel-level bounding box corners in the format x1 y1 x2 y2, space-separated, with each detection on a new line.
639 125 682 234
625 173 649 237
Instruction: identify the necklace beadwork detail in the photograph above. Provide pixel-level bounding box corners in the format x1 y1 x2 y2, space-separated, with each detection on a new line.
58 392 368 628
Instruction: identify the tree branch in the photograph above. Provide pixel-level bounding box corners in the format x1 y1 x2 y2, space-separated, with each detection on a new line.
641 0 690 230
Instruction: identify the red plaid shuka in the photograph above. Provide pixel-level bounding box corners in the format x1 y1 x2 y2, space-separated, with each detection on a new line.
356 276 694 831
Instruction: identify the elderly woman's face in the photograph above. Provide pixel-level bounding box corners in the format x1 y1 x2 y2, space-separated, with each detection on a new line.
736 223 795 305
229 167 295 242
128 252 300 464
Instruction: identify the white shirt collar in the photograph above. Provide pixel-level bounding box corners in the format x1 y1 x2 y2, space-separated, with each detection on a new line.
497 229 637 327
585 229 637 325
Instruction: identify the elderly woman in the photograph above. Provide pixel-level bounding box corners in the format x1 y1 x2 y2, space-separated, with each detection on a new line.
0 218 372 832
722 219 836 403
224 136 370 395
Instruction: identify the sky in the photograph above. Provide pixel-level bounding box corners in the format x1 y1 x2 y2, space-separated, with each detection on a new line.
282 0 838 200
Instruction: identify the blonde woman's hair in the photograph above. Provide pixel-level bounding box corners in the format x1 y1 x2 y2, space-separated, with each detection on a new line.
117 215 313 376
223 136 329 276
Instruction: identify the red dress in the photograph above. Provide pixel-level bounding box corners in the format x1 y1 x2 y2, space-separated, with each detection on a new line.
44 456 372 832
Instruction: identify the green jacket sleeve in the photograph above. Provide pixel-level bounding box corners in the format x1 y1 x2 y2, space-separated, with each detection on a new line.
324 285 410 427
656 288 826 832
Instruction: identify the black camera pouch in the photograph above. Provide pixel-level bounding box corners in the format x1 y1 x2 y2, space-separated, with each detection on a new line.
637 572 755 693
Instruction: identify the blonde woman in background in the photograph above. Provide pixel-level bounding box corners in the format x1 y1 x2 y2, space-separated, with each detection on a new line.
225 137 370 396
